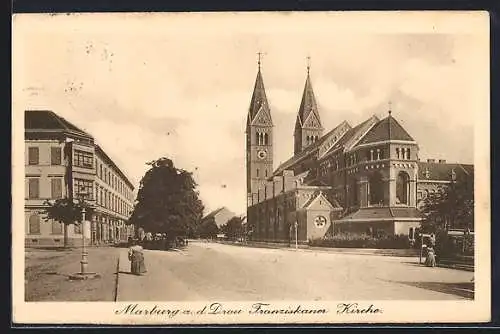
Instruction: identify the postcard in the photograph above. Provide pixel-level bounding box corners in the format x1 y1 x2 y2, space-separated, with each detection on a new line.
12 11 490 324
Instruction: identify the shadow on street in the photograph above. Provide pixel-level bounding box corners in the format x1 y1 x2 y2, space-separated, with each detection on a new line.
387 280 474 299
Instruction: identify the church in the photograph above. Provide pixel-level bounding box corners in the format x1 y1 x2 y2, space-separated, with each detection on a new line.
245 59 473 244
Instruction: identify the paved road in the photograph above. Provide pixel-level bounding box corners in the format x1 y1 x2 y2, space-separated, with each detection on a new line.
116 241 474 301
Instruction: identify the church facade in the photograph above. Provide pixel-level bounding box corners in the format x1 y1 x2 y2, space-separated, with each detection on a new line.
245 62 473 244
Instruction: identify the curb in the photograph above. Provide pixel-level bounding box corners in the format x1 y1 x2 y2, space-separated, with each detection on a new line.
217 241 418 258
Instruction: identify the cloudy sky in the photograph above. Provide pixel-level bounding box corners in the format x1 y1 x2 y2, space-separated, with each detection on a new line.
13 12 488 216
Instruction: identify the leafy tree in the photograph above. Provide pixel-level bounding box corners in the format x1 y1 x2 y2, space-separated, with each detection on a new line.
42 198 93 248
130 157 204 240
221 216 243 241
420 176 474 233
197 217 219 239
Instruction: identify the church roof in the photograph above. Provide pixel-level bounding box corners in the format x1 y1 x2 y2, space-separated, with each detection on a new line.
25 110 92 138
274 121 348 175
417 161 474 182
295 72 322 129
358 114 414 145
337 207 422 221
247 68 272 126
326 115 379 154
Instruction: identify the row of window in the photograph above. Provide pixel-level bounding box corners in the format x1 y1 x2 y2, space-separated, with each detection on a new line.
28 214 63 235
306 135 319 146
96 159 133 201
27 178 63 199
396 147 411 160
73 149 94 169
255 132 270 146
28 147 62 165
95 184 132 217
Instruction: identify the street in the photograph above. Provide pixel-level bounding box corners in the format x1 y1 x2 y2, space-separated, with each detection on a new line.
116 241 474 301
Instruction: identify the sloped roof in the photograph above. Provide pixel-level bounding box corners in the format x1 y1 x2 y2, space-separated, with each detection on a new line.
338 207 422 221
247 68 272 126
273 121 349 175
358 114 414 145
326 115 379 154
295 73 322 130
25 110 92 138
417 161 474 182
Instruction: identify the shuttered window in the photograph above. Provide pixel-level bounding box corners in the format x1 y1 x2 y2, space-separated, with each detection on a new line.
51 178 62 199
29 214 41 234
28 178 40 199
51 147 62 165
28 147 39 165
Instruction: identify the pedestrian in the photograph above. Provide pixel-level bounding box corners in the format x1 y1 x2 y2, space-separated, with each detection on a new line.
128 239 147 275
425 246 437 267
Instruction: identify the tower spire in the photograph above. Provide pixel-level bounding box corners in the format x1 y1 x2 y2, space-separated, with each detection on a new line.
306 56 311 75
388 101 392 140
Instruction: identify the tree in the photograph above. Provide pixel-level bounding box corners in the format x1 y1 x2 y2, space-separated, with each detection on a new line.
42 198 93 248
197 217 219 239
420 176 474 233
129 157 204 240
221 216 243 241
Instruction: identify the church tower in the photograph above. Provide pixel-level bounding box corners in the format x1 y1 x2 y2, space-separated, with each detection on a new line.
246 55 274 204
294 58 324 155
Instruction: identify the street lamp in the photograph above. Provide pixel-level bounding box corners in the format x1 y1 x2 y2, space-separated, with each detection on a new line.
294 221 298 250
69 186 98 280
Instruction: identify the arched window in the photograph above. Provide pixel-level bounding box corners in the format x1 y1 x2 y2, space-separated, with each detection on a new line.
52 220 63 234
264 133 269 145
396 171 410 205
368 172 384 206
29 214 41 234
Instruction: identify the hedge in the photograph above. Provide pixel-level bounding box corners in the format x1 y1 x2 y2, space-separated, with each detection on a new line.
309 233 411 249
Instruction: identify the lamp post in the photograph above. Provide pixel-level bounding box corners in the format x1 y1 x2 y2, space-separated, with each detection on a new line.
294 221 298 250
69 186 98 280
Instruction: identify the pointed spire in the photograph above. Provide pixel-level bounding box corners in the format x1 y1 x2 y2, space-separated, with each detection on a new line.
297 57 321 129
248 53 271 125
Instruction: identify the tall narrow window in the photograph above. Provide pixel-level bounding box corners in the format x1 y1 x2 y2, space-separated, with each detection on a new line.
51 220 63 234
28 147 39 165
51 147 62 165
376 149 380 160
370 149 374 161
396 148 400 159
28 178 40 199
51 178 62 199
396 171 410 205
29 214 41 234
406 148 411 160
265 169 268 177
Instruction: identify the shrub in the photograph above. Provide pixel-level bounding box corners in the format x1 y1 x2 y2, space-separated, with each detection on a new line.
309 233 410 249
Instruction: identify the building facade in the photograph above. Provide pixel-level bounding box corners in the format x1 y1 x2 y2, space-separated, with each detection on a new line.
25 110 135 247
245 64 473 244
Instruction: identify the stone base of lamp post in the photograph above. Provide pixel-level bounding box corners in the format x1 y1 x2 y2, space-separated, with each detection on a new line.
68 252 100 280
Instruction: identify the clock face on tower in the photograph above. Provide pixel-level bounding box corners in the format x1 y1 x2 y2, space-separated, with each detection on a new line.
257 150 267 160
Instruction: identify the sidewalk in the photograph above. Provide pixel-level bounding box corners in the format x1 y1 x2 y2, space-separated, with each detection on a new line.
215 240 420 258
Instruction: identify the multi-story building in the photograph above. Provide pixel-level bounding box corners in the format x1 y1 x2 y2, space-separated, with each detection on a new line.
24 110 135 247
245 62 474 243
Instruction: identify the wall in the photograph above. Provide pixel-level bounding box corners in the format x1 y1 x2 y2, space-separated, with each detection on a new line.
306 209 331 240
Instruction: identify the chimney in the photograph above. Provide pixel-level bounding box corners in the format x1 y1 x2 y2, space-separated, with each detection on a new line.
439 159 446 164
427 159 435 163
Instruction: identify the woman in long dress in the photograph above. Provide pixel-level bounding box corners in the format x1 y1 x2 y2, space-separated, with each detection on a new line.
128 240 147 275
425 246 437 267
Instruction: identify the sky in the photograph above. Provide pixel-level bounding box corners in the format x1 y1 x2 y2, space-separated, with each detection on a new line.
13 12 488 216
